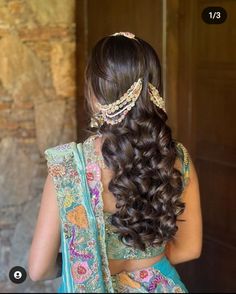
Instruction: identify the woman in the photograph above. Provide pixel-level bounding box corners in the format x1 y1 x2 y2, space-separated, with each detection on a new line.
28 32 202 293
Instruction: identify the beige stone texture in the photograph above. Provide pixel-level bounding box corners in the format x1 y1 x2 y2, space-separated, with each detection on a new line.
0 0 76 291
28 0 75 25
51 41 76 97
18 26 74 41
0 1 12 27
0 137 37 207
0 35 48 103
0 0 36 28
35 99 66 154
60 97 77 143
24 40 52 62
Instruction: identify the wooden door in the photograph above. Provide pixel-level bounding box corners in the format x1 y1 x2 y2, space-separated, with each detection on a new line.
76 0 236 291
175 0 236 292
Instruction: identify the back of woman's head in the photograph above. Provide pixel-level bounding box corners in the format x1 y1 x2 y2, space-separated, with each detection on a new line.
85 33 185 251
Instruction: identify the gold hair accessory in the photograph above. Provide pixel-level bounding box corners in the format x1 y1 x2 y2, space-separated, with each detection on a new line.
97 78 142 125
90 117 98 128
90 112 104 128
92 79 166 126
148 83 166 113
111 32 135 39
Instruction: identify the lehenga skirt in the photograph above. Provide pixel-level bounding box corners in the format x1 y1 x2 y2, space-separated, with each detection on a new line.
111 256 188 293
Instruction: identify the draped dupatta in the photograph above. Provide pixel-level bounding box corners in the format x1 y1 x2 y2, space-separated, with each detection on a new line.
44 136 114 293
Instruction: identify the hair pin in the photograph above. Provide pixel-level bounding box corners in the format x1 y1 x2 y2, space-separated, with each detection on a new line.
111 32 135 39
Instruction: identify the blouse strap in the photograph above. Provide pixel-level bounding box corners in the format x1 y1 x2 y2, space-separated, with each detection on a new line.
175 142 190 187
83 134 106 169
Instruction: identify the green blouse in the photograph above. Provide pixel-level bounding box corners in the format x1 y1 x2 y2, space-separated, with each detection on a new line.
104 211 166 259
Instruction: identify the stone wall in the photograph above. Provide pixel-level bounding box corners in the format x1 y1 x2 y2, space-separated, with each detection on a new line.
0 0 77 292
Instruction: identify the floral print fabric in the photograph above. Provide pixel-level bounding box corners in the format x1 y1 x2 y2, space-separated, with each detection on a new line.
44 134 190 293
111 256 188 293
44 141 114 293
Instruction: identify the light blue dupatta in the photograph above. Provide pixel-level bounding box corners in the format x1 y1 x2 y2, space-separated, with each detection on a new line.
44 138 114 293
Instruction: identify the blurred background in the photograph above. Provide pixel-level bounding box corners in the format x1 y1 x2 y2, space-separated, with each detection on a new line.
0 0 235 292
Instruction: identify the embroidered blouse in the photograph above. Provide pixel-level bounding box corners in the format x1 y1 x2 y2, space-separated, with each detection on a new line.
82 134 190 260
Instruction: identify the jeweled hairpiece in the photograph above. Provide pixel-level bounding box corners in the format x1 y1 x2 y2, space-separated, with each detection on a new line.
90 79 166 127
148 83 166 112
111 32 135 39
97 78 142 125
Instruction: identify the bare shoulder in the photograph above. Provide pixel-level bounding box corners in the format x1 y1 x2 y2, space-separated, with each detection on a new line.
43 174 57 199
174 156 182 172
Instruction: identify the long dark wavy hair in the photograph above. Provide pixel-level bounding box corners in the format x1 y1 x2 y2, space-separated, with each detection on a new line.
85 34 185 251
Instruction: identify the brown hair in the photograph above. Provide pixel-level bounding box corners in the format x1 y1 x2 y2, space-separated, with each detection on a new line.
85 35 185 250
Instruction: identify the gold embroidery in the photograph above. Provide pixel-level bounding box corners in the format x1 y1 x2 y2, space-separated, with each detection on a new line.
67 205 88 228
118 272 141 289
176 142 190 186
64 194 74 207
